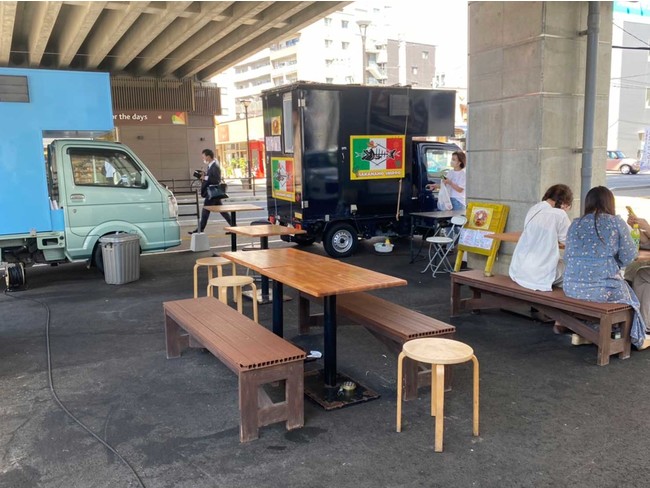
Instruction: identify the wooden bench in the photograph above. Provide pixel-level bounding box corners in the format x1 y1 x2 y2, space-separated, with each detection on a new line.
298 292 456 400
450 270 633 366
163 297 306 442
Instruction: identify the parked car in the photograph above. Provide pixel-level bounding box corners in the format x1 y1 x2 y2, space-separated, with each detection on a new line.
606 150 640 174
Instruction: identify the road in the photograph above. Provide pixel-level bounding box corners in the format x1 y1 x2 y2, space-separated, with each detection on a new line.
607 172 650 198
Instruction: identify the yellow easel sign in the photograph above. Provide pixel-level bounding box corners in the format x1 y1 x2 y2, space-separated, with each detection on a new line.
454 202 509 275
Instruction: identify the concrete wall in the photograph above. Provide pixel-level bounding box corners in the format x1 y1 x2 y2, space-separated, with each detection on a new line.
468 1 612 273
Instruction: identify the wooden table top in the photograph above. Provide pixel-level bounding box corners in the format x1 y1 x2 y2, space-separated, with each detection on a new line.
484 231 522 243
486 231 650 259
222 248 407 298
224 224 307 238
410 210 465 219
204 203 262 213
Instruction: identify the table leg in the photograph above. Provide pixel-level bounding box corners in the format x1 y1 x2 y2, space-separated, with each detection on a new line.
260 236 270 302
323 295 337 387
409 215 415 263
230 212 237 252
272 280 284 337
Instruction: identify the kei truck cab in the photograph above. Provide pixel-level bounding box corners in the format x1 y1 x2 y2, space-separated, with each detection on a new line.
262 82 458 258
0 68 181 289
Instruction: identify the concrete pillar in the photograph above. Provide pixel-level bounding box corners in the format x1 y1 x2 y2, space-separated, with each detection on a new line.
467 1 612 273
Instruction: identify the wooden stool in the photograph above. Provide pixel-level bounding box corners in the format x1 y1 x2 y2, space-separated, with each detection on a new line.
207 276 259 323
396 338 479 452
193 257 235 298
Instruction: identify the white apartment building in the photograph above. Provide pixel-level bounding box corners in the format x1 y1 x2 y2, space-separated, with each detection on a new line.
213 3 438 171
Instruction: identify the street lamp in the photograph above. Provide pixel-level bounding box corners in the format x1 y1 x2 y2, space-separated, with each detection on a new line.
356 19 370 85
241 99 254 194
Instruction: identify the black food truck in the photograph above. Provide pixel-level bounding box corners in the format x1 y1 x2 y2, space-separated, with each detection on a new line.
262 82 458 258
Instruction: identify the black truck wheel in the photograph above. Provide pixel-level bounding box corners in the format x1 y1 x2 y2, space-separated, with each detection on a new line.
323 223 358 258
93 243 104 274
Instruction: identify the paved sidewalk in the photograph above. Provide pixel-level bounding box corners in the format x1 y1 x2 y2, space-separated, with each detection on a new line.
1 238 650 487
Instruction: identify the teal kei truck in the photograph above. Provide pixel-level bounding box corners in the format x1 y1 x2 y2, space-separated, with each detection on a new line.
0 68 180 289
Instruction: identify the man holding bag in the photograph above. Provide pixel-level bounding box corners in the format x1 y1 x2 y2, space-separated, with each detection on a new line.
189 149 232 235
426 151 466 210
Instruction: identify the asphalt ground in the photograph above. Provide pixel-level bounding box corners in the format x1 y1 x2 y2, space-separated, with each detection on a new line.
2 229 650 488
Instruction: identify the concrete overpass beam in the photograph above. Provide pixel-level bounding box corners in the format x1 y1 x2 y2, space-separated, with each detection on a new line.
28 1 62 67
0 1 17 65
57 1 106 68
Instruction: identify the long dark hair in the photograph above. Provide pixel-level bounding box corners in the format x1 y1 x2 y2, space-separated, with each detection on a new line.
581 186 616 242
542 184 573 208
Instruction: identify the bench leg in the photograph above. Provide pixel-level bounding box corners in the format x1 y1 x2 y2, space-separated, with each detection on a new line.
284 362 304 431
299 295 311 334
238 362 304 443
597 316 613 366
451 279 461 317
165 313 184 359
239 371 260 442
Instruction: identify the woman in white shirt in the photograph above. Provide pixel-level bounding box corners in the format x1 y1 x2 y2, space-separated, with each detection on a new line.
427 151 467 210
509 184 573 291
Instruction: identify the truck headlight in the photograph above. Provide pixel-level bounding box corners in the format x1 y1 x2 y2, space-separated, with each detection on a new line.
167 195 178 218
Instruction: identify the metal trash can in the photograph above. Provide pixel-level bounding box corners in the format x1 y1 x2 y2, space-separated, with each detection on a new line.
100 233 140 285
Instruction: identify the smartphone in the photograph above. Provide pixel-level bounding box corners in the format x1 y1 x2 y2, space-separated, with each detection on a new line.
626 206 637 217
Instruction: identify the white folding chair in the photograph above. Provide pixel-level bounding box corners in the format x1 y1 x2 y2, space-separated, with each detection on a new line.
420 216 467 277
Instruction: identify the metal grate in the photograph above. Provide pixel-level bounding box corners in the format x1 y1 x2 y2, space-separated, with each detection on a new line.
110 77 221 115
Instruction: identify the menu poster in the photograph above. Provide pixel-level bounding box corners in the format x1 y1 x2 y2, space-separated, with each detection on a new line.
459 229 492 250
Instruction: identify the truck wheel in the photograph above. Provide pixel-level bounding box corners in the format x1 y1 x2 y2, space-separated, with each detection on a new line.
93 244 104 274
323 223 358 258
5 263 26 291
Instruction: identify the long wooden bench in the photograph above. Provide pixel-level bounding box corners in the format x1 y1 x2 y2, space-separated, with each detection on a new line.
298 292 456 400
450 270 633 366
163 297 306 442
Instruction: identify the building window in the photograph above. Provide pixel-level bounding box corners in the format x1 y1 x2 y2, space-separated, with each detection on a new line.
325 39 333 48
422 51 429 60
326 77 334 83
341 20 349 28
342 42 349 50
411 66 418 75
325 59 334 67
324 17 332 26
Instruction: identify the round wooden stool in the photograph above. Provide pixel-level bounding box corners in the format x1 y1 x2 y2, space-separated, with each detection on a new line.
396 337 479 452
193 257 235 298
207 275 258 323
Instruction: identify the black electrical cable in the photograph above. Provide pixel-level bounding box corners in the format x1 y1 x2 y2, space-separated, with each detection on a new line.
2 289 146 488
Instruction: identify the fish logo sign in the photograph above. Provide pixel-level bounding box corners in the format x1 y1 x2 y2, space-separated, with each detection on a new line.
350 135 405 180
271 157 295 202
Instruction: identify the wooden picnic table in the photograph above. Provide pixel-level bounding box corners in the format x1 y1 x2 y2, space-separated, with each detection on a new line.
204 204 263 251
222 248 407 407
224 224 307 302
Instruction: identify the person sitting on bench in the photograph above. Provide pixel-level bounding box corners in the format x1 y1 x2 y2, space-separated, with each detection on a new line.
509 184 573 292
563 186 647 349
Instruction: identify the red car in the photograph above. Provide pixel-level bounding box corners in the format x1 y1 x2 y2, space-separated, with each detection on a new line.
606 150 640 174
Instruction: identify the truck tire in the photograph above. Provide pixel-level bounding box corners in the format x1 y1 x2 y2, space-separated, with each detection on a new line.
323 223 358 258
93 243 104 274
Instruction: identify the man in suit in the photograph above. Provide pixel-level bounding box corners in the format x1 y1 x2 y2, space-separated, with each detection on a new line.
190 149 233 234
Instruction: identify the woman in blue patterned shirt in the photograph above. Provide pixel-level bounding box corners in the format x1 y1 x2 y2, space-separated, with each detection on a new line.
564 186 646 348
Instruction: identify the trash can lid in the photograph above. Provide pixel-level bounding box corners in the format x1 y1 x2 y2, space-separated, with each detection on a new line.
99 233 140 244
